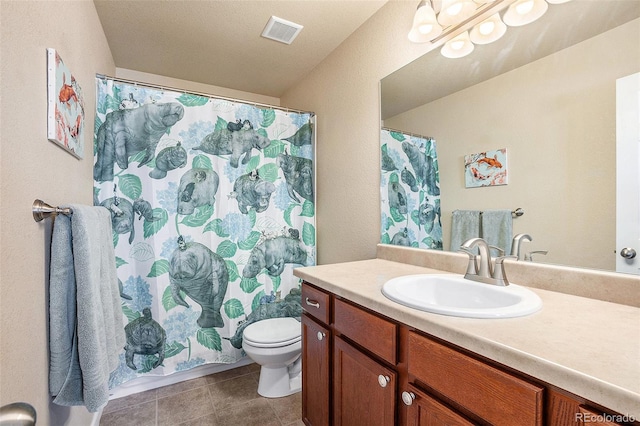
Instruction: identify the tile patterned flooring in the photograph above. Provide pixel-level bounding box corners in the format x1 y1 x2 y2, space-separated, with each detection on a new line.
100 364 303 426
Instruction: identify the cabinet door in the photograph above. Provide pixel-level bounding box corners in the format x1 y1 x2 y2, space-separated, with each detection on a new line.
302 314 331 426
402 385 475 426
333 336 396 426
577 406 627 426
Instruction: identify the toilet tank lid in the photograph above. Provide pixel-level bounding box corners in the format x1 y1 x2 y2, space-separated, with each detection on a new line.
243 317 301 344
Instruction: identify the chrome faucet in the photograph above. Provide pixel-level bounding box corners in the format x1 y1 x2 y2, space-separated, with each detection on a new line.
510 233 532 260
460 238 493 279
460 237 516 286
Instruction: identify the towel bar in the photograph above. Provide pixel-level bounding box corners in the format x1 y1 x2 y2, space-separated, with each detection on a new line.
458 208 524 217
32 199 72 222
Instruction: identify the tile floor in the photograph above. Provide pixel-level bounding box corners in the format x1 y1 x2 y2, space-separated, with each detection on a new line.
100 364 303 426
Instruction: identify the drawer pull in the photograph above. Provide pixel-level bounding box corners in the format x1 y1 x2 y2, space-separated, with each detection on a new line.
317 331 326 341
305 297 320 309
378 375 390 388
402 391 416 406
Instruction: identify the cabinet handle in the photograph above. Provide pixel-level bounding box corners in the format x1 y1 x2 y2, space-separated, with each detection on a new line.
402 391 416 406
317 331 326 341
305 297 320 308
378 375 390 388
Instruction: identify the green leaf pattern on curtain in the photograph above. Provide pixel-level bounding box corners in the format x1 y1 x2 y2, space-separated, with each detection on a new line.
380 129 442 250
94 78 315 389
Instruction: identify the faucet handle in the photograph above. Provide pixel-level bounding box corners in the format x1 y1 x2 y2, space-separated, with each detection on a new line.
458 248 478 275
495 255 518 264
525 250 548 261
492 255 517 286
489 245 504 257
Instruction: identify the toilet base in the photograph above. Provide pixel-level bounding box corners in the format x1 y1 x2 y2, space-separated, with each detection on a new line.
257 362 302 398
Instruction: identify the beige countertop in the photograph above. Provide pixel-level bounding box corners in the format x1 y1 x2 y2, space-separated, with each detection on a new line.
294 258 640 419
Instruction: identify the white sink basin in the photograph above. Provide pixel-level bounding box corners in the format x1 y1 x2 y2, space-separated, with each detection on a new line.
381 274 542 318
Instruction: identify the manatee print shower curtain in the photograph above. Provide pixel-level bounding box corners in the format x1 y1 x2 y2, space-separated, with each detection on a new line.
380 129 442 249
93 77 315 388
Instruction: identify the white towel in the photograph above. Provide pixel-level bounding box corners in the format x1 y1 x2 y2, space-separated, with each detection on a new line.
481 210 513 256
49 205 125 412
450 210 481 251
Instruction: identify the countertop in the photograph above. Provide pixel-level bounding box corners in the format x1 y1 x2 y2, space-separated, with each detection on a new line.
293 258 640 419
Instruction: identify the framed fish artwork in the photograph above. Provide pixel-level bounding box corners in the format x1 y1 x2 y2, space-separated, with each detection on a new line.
464 148 508 188
47 48 85 158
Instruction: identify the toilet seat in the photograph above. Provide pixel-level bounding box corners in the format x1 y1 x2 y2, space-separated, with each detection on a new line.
243 317 301 348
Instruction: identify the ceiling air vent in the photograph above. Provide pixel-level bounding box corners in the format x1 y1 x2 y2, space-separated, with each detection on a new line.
261 16 303 45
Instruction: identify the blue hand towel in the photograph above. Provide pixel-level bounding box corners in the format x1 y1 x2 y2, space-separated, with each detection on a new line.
450 210 481 251
481 209 513 256
49 205 126 412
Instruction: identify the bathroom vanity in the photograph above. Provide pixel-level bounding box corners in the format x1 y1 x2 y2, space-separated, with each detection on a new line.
295 246 640 426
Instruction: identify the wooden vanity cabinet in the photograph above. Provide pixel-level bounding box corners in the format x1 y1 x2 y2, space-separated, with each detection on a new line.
300 282 636 426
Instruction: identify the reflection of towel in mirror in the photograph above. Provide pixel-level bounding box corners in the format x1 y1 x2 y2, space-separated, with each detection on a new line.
49 205 126 412
450 210 481 252
481 210 513 257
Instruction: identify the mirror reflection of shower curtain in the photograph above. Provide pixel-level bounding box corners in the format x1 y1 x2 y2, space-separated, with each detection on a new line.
380 129 442 249
93 77 316 389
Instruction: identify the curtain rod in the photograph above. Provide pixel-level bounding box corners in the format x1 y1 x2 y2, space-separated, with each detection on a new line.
382 127 434 141
95 74 315 116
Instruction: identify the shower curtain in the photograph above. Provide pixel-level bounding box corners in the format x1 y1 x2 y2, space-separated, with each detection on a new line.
93 77 315 389
380 129 442 249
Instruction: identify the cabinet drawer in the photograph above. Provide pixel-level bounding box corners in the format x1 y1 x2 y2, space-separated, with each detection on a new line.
408 332 543 426
301 282 330 324
334 298 397 364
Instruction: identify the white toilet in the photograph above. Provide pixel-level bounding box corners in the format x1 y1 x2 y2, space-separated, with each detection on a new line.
242 317 302 398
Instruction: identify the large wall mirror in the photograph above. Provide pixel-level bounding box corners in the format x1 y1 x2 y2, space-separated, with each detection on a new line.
381 0 640 273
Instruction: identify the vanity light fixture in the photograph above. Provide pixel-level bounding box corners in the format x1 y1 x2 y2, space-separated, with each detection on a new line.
502 0 548 26
408 0 571 58
441 31 475 58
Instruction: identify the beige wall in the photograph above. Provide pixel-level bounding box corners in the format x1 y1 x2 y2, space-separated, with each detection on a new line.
0 1 115 423
280 1 433 265
384 19 640 271
115 68 281 106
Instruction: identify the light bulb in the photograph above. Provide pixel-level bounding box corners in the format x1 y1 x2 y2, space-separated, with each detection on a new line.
503 0 548 27
441 31 474 58
479 21 495 35
451 40 465 50
408 1 443 42
419 24 433 34
437 0 476 27
445 3 463 16
516 0 534 15
470 13 506 44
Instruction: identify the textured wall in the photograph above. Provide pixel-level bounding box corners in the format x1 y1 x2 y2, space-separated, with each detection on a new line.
280 1 432 265
0 2 115 423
